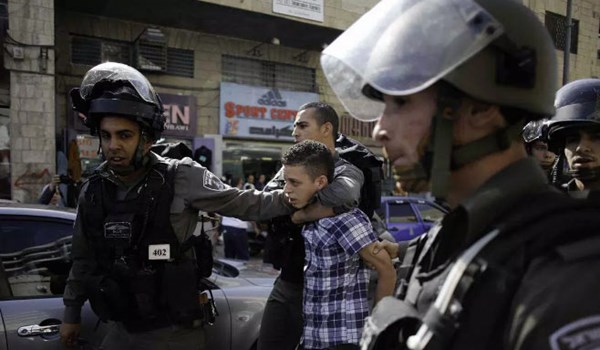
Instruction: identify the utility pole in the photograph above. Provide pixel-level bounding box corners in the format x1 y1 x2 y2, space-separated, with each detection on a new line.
563 0 573 85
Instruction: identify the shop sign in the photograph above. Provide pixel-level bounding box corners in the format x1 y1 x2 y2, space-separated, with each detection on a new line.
219 82 318 141
69 91 197 139
273 0 324 22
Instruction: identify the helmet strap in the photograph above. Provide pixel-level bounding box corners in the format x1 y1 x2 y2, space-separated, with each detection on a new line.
567 166 600 184
451 121 523 169
102 130 150 177
423 84 462 200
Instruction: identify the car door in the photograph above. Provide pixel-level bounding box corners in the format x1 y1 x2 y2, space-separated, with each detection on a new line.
385 200 422 241
0 214 104 350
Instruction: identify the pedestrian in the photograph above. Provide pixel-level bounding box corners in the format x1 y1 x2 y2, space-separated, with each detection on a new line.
243 174 256 190
522 119 556 180
258 102 364 350
320 0 600 349
282 140 396 350
255 174 267 191
59 62 293 350
547 78 600 196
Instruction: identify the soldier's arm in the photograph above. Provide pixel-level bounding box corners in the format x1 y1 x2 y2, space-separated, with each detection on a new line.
178 159 294 221
292 162 364 224
507 251 600 350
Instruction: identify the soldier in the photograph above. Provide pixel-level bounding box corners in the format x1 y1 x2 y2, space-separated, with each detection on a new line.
60 62 293 350
547 78 600 196
320 0 600 349
522 119 556 179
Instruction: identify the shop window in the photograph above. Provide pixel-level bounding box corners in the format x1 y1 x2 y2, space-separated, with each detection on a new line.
222 55 316 93
545 11 579 54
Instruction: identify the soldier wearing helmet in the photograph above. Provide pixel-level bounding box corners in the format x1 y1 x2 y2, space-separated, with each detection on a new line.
60 62 294 349
522 119 556 178
321 0 600 349
548 78 600 196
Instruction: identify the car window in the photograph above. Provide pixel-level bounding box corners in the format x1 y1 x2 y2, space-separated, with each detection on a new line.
415 203 445 223
0 218 73 299
0 218 73 254
388 203 417 223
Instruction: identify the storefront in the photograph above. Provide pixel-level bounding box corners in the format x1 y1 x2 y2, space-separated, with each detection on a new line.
219 82 318 183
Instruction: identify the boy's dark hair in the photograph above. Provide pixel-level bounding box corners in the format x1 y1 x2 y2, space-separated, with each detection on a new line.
282 140 334 183
298 102 339 138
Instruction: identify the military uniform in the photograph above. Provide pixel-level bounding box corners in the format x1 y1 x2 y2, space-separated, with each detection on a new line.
64 152 292 349
366 158 600 350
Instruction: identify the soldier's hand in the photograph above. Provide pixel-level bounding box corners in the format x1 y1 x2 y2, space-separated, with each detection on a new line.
372 240 400 259
60 322 81 348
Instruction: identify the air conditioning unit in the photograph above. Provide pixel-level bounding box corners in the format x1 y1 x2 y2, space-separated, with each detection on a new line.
134 27 167 72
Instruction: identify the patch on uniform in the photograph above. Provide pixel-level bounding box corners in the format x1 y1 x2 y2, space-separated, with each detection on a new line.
104 222 132 239
550 315 600 350
203 171 227 191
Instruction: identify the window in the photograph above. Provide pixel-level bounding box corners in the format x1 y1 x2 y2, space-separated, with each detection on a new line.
388 203 417 223
71 36 131 65
167 48 194 78
0 217 73 297
415 203 445 223
222 55 316 93
545 11 579 54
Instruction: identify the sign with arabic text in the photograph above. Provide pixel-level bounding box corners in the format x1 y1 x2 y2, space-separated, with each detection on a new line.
219 82 319 141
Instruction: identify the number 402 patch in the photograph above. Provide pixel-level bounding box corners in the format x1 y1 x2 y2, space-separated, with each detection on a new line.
148 244 171 260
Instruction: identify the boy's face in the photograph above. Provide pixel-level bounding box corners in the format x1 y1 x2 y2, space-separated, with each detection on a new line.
283 164 327 209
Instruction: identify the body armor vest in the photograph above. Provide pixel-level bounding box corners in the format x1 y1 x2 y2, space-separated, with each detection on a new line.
82 161 201 332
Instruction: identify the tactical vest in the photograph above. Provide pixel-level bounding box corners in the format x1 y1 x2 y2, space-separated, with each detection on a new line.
363 191 600 350
82 161 201 332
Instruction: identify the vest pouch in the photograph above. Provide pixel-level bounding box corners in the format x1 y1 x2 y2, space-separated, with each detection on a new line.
85 275 130 322
130 268 160 321
193 234 213 278
161 260 201 325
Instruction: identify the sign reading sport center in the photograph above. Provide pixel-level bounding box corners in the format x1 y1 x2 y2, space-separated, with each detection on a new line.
219 82 319 141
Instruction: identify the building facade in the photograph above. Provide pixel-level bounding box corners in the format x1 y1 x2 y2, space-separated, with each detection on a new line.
1 0 599 202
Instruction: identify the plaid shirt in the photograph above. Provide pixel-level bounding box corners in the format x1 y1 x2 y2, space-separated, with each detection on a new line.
301 208 377 349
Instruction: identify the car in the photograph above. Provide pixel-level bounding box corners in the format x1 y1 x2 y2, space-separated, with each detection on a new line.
0 202 275 350
377 196 448 242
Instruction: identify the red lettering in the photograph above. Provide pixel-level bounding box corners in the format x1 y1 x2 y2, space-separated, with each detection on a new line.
225 102 267 119
225 102 236 118
270 109 297 121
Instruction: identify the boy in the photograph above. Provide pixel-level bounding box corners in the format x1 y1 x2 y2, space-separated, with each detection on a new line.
281 140 396 350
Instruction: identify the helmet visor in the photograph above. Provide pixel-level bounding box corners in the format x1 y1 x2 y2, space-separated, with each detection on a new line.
522 120 547 143
78 62 159 105
321 0 504 121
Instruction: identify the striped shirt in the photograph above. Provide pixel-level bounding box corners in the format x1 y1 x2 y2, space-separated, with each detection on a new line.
301 208 377 349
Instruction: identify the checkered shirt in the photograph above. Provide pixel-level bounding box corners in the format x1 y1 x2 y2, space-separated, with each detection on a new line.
301 208 377 349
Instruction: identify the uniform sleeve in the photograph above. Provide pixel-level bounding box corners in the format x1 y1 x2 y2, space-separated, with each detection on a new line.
177 159 294 221
62 183 98 323
316 161 364 213
506 252 600 350
332 211 377 256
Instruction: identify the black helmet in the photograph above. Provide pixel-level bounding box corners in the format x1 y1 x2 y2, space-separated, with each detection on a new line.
70 62 165 139
522 119 550 144
547 78 600 143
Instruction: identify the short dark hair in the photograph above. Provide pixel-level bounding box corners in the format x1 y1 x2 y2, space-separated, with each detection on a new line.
282 140 334 183
298 102 339 138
